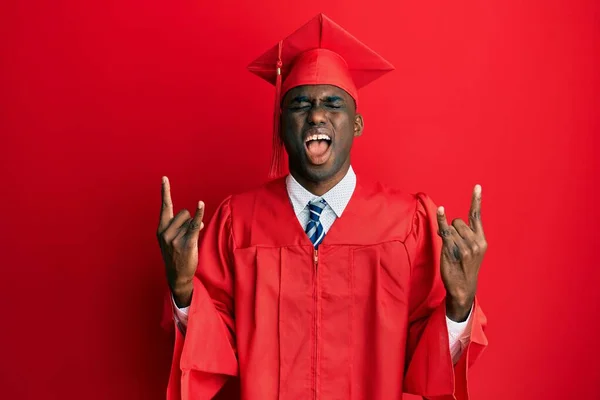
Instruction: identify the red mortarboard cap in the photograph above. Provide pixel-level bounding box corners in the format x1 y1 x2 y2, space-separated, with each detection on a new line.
248 13 395 178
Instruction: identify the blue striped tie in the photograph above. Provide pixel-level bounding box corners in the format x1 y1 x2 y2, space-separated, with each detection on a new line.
305 199 327 248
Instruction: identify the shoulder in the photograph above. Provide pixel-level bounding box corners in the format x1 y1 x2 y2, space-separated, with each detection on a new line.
208 178 285 222
355 176 438 240
357 177 435 211
213 178 288 246
227 177 287 212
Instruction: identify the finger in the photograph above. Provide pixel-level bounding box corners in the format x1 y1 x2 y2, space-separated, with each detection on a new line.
186 201 206 239
438 206 473 262
162 209 191 242
436 206 454 245
452 218 477 241
174 218 192 242
453 218 484 254
159 176 174 232
447 225 470 262
469 184 484 234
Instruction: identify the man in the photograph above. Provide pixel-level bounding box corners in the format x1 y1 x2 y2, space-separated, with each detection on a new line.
157 14 488 400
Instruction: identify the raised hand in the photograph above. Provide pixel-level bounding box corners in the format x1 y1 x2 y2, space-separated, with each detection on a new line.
437 185 487 322
157 176 205 308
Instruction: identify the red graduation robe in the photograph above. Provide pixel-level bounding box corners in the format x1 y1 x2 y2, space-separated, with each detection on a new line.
167 176 488 400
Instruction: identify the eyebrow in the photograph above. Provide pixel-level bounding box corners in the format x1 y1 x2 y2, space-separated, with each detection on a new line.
291 96 310 103
290 95 345 103
323 96 344 102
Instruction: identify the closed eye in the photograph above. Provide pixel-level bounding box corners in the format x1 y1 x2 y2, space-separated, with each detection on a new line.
289 96 311 111
323 96 345 109
289 103 311 111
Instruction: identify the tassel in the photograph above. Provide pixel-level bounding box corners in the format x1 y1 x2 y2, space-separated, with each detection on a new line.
269 40 285 179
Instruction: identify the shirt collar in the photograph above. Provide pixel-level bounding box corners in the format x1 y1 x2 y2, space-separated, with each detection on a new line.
286 166 357 218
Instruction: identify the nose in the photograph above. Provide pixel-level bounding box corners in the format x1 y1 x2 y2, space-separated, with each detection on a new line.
307 106 327 126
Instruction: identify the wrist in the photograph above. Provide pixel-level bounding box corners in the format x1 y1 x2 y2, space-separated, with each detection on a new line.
171 280 194 308
445 295 473 322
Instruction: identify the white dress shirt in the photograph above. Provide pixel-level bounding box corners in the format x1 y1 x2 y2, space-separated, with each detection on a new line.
173 166 472 364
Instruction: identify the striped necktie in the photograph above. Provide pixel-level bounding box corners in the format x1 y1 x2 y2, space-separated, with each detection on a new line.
305 198 327 248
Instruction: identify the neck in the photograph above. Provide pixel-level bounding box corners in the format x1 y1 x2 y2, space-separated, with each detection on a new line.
291 164 351 197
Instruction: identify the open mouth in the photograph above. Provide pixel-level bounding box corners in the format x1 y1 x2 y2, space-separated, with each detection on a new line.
304 134 332 165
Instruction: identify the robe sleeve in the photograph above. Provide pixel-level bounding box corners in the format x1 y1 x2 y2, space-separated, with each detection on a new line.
166 197 239 400
402 193 488 400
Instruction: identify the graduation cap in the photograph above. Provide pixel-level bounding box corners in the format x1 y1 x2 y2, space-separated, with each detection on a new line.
248 13 395 178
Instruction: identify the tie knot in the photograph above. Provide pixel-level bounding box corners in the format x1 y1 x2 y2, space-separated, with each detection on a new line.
308 198 327 222
310 198 327 207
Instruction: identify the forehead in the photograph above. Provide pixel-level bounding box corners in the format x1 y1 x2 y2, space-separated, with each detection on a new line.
283 84 353 102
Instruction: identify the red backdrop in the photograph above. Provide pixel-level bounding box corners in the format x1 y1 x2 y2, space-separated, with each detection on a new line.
2 1 599 399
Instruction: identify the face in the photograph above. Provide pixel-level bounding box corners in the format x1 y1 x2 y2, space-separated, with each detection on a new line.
280 84 364 183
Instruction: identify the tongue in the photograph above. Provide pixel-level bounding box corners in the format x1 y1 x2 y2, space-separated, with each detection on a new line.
306 140 329 158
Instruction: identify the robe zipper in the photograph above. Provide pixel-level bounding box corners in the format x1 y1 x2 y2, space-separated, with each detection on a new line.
313 248 319 400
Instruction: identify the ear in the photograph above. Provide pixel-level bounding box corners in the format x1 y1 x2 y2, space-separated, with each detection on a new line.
354 113 364 137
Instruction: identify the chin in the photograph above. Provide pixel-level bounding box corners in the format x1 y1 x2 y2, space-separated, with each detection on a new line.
301 161 341 183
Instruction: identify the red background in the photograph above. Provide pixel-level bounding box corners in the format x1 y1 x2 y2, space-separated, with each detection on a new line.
1 1 599 399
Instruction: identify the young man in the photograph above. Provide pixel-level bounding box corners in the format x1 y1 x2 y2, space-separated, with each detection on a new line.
158 14 488 400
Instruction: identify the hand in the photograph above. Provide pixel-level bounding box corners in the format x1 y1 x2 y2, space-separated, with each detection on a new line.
437 185 487 322
157 176 205 308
